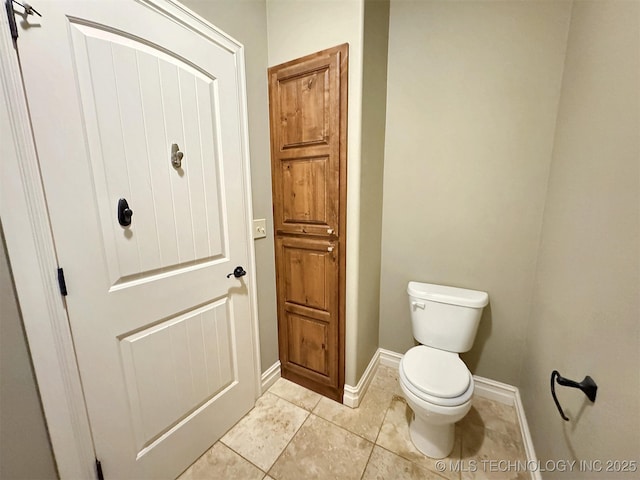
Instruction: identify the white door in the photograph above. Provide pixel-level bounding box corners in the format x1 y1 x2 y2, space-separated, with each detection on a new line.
16 1 257 478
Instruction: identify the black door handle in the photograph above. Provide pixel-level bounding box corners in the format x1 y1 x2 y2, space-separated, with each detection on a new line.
118 198 133 226
227 266 246 278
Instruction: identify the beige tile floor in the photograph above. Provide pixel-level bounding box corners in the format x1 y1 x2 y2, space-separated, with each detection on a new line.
178 366 527 480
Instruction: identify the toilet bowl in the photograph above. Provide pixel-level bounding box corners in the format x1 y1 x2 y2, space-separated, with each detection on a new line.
400 281 488 458
399 346 474 458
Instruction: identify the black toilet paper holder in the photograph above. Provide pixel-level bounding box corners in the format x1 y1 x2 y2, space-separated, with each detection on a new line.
550 370 597 421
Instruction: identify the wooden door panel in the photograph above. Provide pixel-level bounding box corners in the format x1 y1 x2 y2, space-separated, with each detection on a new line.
270 44 347 402
279 236 337 316
278 68 330 149
287 314 329 376
283 240 331 310
281 156 337 233
276 236 339 393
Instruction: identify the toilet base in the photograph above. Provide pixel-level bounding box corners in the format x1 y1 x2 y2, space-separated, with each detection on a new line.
408 413 456 459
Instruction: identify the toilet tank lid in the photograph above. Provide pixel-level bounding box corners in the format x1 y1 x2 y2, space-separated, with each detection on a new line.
407 282 489 308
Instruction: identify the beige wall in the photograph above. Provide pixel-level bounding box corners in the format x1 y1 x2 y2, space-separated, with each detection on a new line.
266 0 366 385
356 0 389 380
520 1 640 473
180 0 279 373
1 224 58 479
379 0 572 385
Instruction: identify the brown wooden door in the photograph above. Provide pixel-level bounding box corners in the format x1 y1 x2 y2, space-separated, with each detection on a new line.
268 44 348 401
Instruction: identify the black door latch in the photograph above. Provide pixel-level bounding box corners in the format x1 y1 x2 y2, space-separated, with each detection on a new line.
227 266 246 278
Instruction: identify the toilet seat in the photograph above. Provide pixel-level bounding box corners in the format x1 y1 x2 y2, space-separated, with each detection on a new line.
399 346 473 407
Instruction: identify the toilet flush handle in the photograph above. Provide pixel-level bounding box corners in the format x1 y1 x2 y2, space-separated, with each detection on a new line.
411 301 426 310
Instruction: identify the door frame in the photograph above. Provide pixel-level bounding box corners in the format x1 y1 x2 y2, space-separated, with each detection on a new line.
0 1 261 477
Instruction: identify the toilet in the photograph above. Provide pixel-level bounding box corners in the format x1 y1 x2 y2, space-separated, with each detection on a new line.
399 281 489 459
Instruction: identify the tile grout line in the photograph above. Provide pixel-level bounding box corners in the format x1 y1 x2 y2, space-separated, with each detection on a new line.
457 428 463 480
219 390 310 477
370 400 425 473
357 393 395 480
261 386 383 478
259 381 326 477
308 409 380 446
217 440 269 477
311 397 394 445
216 393 273 475
268 388 322 413
271 383 331 467
265 411 314 478
371 397 457 480
370 442 452 480
370 392 393 446
358 441 376 480
270 371 400 445
298 413 378 480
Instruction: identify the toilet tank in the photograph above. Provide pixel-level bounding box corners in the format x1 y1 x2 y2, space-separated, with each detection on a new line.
407 282 489 353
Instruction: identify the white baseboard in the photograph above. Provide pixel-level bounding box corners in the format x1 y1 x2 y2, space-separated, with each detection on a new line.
364 349 539 479
471 376 540 479
343 347 404 407
261 361 281 393
473 375 517 406
379 348 403 368
473 375 540 480
343 350 381 408
513 388 541 480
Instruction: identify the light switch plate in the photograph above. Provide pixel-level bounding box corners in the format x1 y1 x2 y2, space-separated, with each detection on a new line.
253 218 267 239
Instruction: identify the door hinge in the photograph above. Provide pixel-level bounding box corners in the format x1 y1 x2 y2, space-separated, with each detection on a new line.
95 459 104 480
4 0 42 41
4 0 18 40
57 267 68 296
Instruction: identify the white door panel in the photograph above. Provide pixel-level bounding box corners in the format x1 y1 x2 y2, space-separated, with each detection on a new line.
70 21 228 284
17 1 256 478
119 298 235 453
